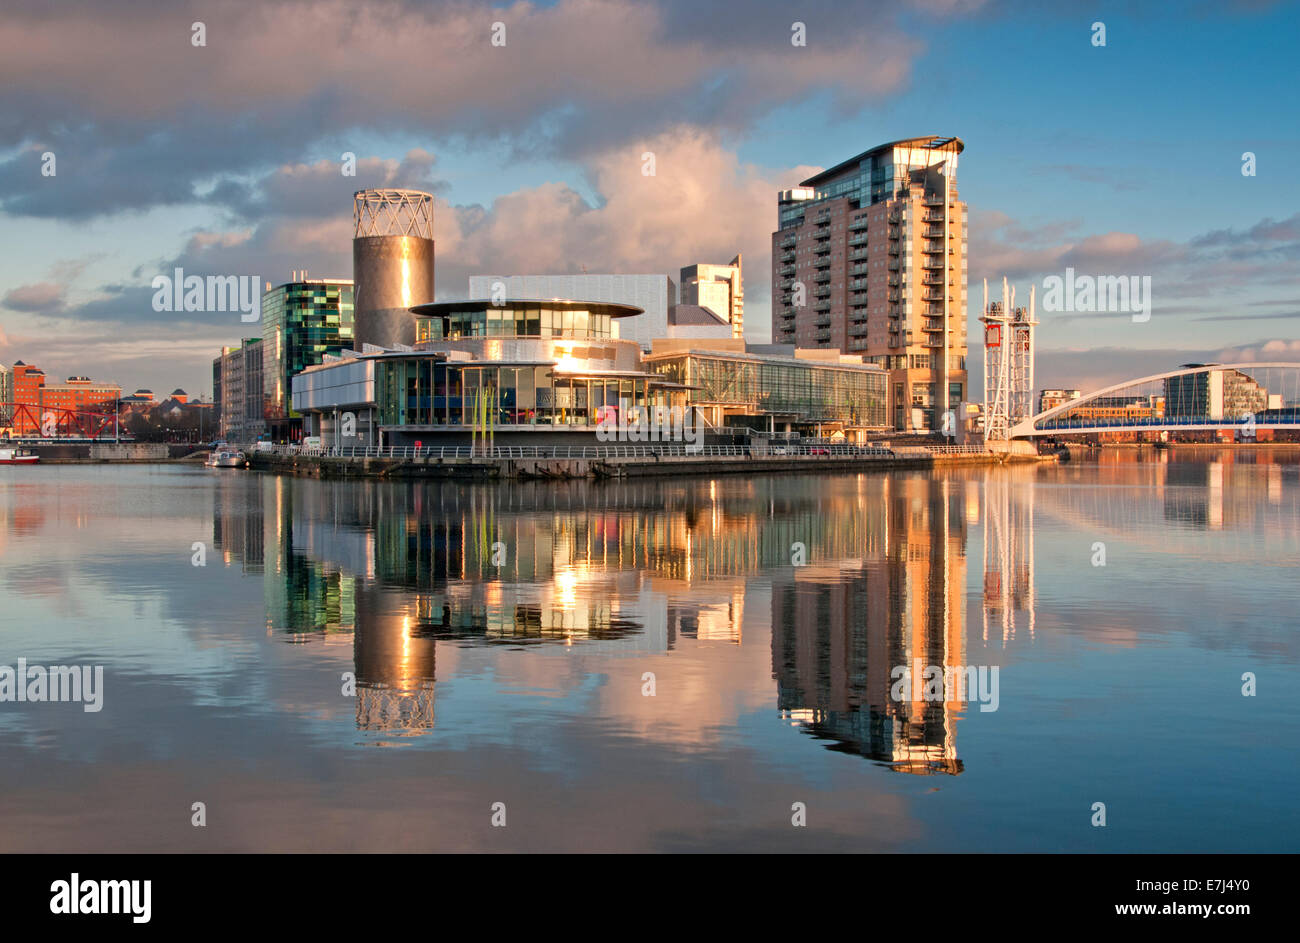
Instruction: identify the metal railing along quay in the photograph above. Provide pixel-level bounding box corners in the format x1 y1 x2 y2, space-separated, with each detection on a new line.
255 443 988 461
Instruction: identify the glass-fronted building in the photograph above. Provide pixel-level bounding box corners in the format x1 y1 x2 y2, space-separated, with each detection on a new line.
262 278 355 440
468 275 676 349
644 344 887 438
293 299 890 447
1164 366 1269 419
293 299 679 447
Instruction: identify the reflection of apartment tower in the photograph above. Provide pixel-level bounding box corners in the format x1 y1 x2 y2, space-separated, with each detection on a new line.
772 137 967 431
680 256 743 339
1163 461 1228 530
211 473 266 572
771 477 967 774
981 474 1036 643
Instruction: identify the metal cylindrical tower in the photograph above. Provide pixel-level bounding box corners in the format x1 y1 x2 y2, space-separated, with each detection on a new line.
352 189 435 350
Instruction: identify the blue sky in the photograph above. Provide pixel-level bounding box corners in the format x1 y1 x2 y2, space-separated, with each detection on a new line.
0 0 1296 396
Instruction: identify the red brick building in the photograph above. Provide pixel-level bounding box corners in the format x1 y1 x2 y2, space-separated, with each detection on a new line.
8 361 121 434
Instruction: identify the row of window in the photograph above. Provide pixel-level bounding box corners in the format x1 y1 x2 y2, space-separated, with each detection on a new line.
651 355 887 426
416 308 615 341
376 361 663 427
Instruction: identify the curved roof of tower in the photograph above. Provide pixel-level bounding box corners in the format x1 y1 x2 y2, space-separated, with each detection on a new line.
799 136 964 188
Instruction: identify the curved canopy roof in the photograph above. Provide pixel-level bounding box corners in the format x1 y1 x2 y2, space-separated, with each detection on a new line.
409 298 645 319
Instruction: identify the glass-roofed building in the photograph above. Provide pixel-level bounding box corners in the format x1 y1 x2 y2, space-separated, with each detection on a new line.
293 297 890 449
292 298 686 447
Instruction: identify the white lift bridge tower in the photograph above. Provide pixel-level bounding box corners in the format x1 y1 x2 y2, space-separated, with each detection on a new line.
981 277 1037 442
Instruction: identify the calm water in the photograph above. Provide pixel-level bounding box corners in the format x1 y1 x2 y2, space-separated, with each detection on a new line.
1 453 1297 852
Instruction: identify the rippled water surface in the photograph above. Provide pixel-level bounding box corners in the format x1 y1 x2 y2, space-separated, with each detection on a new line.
1 452 1297 851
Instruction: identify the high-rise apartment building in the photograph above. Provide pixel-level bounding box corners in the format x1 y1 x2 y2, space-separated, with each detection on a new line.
214 338 265 442
680 256 743 339
261 278 355 440
772 136 968 431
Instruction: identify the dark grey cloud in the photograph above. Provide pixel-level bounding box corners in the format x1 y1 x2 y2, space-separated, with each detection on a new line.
1191 212 1300 255
209 149 446 223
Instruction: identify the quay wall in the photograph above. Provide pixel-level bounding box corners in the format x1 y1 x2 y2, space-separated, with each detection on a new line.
247 450 1050 481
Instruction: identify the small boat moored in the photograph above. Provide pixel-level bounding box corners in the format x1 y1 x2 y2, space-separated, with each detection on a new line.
204 448 248 468
0 446 39 465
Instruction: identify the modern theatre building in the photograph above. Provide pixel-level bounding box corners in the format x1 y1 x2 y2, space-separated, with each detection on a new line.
292 298 688 447
292 296 888 448
288 188 888 449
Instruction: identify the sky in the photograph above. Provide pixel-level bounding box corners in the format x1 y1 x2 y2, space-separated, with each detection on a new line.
0 0 1297 399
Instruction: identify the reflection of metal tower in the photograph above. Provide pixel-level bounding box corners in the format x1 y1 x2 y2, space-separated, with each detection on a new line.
981 475 1036 643
981 278 1036 441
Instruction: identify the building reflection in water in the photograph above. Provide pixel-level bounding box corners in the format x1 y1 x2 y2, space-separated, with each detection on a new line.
771 476 967 776
207 471 1043 763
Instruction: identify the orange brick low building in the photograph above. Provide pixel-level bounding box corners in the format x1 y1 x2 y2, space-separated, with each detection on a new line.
7 361 121 434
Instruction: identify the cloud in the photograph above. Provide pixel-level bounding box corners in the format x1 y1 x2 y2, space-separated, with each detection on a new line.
2 281 65 314
437 128 793 305
13 131 798 399
1190 212 1300 260
210 150 445 224
971 208 1300 322
0 0 948 219
1194 310 1300 322
1214 337 1300 362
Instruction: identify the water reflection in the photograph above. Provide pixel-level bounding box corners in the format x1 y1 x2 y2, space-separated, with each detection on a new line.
198 449 1300 776
206 472 1034 772
771 478 968 775
3 450 1299 850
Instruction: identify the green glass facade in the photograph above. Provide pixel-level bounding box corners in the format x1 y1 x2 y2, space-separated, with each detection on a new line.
262 280 355 428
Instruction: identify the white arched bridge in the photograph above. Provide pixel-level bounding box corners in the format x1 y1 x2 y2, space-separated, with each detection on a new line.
1010 362 1300 438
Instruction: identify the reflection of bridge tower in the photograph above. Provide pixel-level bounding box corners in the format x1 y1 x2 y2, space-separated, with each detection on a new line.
981 474 1036 643
981 278 1036 441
